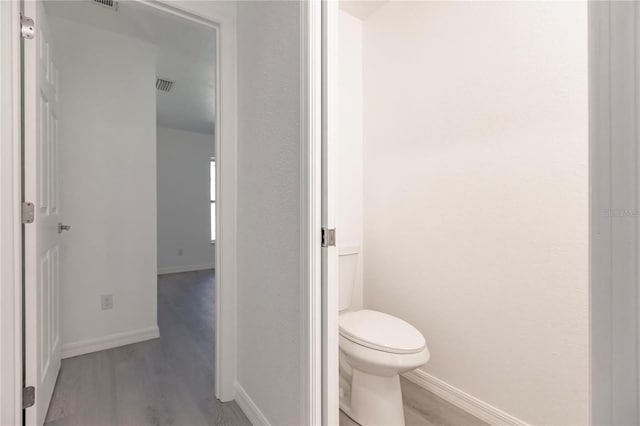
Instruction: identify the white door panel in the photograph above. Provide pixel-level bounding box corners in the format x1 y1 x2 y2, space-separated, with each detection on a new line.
24 1 62 424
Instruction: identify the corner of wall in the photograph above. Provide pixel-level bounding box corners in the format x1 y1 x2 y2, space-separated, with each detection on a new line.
235 383 271 426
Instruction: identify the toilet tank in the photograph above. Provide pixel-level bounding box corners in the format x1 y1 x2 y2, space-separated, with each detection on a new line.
339 246 360 311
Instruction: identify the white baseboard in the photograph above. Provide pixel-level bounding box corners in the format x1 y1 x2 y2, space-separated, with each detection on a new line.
157 263 215 275
61 326 160 359
402 369 528 426
235 384 271 426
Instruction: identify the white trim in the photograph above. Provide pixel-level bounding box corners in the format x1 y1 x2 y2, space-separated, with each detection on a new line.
138 1 217 29
157 263 215 275
589 1 640 423
61 326 160 359
0 2 23 425
300 0 323 425
320 1 341 425
403 370 528 426
235 384 271 426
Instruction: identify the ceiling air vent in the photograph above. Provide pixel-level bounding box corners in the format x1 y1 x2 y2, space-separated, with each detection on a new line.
156 78 175 93
90 0 118 11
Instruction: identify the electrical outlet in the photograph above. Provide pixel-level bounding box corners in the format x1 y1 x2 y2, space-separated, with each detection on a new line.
101 294 113 310
178 248 183 256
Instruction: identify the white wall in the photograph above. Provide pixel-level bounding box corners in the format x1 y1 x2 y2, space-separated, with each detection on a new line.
236 1 303 424
338 11 364 310
361 2 588 425
157 127 215 274
52 18 159 352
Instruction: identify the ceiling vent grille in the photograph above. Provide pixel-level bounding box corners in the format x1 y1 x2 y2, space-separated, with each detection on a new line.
90 0 118 10
156 78 175 93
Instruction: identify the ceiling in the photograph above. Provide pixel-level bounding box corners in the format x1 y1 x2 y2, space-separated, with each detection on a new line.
45 0 216 135
339 0 388 20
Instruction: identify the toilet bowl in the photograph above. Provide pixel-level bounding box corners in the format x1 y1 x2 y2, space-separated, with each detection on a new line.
338 249 429 425
339 309 429 426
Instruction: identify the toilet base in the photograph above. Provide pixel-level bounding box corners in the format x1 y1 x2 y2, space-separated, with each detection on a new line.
349 369 405 426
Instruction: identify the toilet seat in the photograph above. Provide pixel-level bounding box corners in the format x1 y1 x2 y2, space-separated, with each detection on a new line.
339 310 426 355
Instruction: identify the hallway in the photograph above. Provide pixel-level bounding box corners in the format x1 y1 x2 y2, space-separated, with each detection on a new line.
44 270 249 426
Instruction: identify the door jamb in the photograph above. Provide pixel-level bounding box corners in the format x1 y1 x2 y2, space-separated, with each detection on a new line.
589 1 640 423
300 0 322 424
303 0 339 424
0 1 24 425
139 0 238 403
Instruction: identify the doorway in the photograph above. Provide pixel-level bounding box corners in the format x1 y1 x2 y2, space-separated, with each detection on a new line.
19 1 239 424
322 1 590 425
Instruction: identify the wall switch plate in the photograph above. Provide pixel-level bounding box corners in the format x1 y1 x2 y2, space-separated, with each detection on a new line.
101 294 113 310
178 248 183 256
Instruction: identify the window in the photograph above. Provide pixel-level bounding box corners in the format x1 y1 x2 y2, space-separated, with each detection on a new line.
210 158 216 242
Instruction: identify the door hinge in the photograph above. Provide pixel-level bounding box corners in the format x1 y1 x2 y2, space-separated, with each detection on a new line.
22 202 34 224
22 386 35 409
21 15 35 39
321 228 336 247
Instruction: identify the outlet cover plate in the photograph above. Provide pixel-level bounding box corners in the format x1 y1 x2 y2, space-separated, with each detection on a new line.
101 294 113 310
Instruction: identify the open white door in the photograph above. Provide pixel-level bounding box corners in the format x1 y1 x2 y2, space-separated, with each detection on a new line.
322 0 339 424
23 1 62 424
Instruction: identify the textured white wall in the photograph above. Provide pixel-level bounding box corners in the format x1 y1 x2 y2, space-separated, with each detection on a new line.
53 18 158 347
338 10 364 310
157 127 215 274
362 2 588 424
236 1 303 424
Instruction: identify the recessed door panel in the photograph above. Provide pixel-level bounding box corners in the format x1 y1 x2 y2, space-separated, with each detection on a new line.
24 1 62 424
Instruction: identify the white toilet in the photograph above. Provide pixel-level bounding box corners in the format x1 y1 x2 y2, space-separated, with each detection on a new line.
339 249 430 426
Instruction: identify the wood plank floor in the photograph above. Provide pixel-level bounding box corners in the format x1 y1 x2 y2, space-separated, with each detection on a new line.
45 270 250 426
339 377 489 426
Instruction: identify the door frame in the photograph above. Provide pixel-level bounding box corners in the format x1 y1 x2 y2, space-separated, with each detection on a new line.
0 1 24 425
306 1 640 425
589 1 640 423
300 0 323 424
137 0 238 403
0 0 238 423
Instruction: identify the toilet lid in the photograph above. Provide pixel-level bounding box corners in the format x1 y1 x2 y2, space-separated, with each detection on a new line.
339 310 426 354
